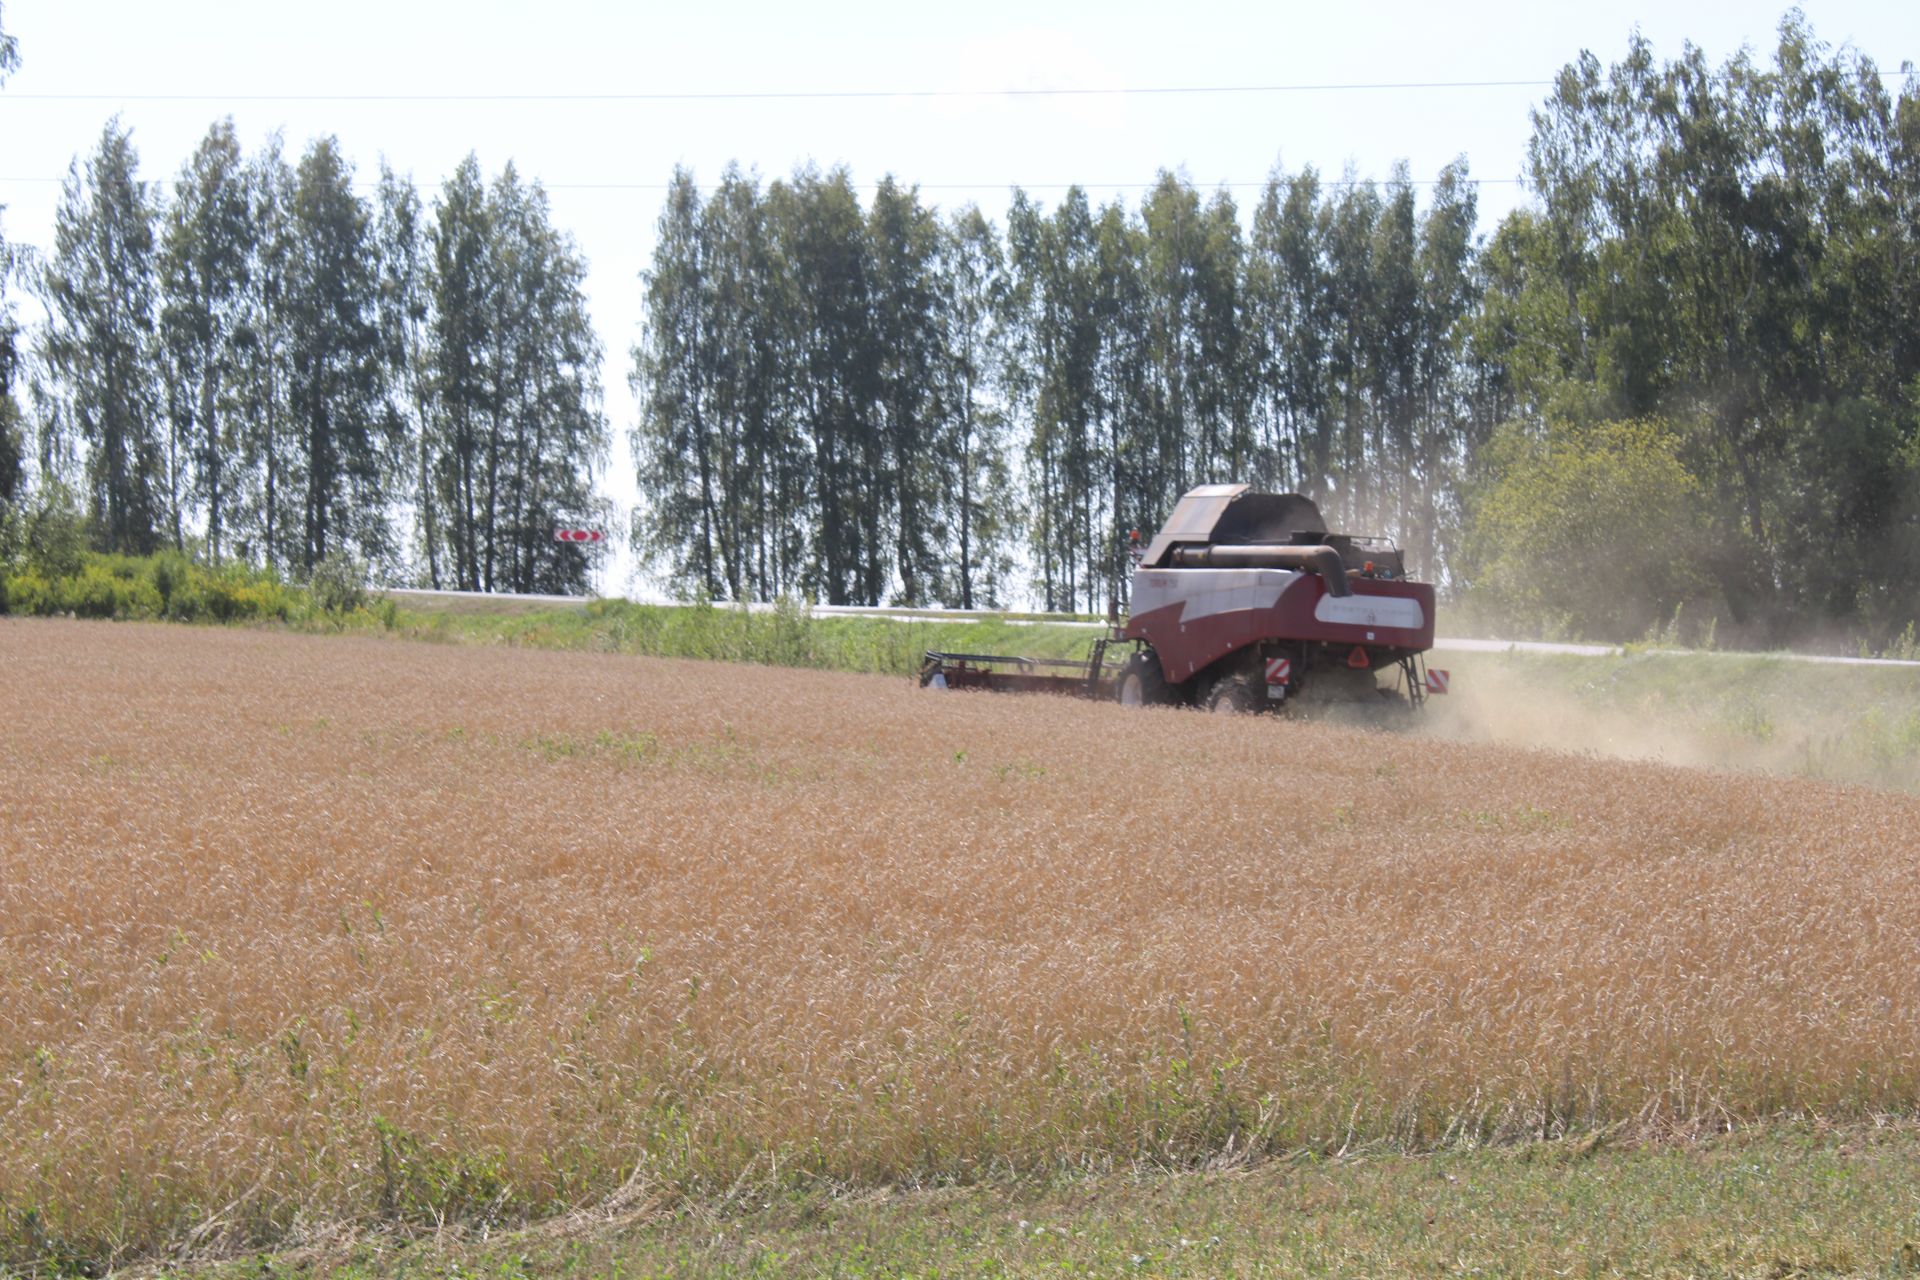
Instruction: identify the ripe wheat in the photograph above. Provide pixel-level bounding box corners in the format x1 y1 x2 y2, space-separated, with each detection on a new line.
3 618 1917 1267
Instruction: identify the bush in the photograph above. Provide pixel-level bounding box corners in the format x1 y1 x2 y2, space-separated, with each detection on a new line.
149 550 197 618
58 559 163 618
306 552 368 615
199 565 300 622
1459 418 1717 642
19 488 88 580
0 552 306 623
1 567 54 615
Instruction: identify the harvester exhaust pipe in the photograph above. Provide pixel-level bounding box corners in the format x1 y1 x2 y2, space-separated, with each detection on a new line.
1167 543 1354 596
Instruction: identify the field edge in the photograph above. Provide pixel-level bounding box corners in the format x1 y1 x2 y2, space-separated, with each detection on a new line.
163 1120 1920 1279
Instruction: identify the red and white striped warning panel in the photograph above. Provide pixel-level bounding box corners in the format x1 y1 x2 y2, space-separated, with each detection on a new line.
553 528 605 543
1425 668 1451 694
1264 656 1292 685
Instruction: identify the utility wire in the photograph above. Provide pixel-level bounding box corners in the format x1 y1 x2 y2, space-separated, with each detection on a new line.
3 64 1911 104
0 176 1530 191
1 80 1563 102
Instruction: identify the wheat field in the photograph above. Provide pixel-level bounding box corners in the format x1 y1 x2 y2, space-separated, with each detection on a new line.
3 618 1918 1268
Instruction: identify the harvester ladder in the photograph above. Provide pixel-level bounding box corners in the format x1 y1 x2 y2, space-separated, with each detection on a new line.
1401 653 1427 709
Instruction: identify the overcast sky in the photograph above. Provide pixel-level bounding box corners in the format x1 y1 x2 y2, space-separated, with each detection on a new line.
3 1 1916 596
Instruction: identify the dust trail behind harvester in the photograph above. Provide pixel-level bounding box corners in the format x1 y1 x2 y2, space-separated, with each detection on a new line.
1407 650 1920 794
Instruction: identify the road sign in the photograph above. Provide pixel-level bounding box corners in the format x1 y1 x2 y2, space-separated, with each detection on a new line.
1264 656 1292 685
553 528 605 544
1425 668 1451 694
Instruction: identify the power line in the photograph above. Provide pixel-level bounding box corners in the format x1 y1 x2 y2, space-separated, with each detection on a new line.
0 80 1562 103
2 64 1911 104
0 176 1530 192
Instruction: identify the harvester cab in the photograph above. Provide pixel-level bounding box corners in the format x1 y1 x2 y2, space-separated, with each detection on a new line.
919 483 1444 713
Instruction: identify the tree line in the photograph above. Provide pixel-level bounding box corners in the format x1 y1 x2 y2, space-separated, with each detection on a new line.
630 161 1484 614
6 10 1917 641
0 1 24 523
1468 21 1920 639
632 15 1920 642
2 110 608 593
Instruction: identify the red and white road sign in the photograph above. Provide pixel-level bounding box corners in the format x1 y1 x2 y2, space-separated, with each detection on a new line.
553 528 605 544
1425 668 1451 694
1264 656 1292 685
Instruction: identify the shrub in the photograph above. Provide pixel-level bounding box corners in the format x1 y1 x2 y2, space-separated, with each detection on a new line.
0 552 305 623
149 550 199 619
1459 418 1717 641
1 567 54 615
19 488 89 580
58 560 162 618
200 566 300 622
307 552 368 616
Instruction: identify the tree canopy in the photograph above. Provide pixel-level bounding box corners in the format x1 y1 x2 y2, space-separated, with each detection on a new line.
5 12 1916 646
15 124 608 591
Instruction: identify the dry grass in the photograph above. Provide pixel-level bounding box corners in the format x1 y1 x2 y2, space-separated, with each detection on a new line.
3 617 1918 1270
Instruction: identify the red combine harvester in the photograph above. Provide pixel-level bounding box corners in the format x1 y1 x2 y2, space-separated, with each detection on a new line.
919 483 1445 712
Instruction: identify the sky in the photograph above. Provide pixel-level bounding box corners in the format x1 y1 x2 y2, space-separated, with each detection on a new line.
3 0 1917 598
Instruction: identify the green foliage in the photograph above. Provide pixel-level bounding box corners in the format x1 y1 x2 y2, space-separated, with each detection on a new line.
1884 622 1920 663
0 3 17 86
305 549 368 615
371 1116 512 1227
284 138 393 573
197 1125 1920 1280
159 119 254 562
60 557 163 617
1461 419 1716 640
1483 19 1920 644
3 482 90 579
13 9 1918 647
0 551 301 622
400 595 1097 679
428 155 607 594
41 120 167 555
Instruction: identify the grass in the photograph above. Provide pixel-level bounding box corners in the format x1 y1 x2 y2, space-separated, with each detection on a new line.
6 618 1920 1272
378 596 1101 678
185 1122 1920 1278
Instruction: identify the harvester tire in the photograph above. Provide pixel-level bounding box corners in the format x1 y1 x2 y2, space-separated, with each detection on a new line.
1204 673 1261 714
1116 652 1172 708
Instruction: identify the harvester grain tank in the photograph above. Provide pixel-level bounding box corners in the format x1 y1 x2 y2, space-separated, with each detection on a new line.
919 483 1445 711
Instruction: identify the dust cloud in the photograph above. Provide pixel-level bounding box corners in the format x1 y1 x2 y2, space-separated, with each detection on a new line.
1404 656 1920 794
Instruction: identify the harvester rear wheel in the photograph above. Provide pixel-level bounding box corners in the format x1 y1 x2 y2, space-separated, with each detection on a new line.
1204 673 1261 714
1116 651 1172 708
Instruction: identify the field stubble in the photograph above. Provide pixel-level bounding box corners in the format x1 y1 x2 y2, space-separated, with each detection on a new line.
3 618 1919 1269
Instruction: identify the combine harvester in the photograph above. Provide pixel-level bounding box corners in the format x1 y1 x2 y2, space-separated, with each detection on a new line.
920 484 1447 712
